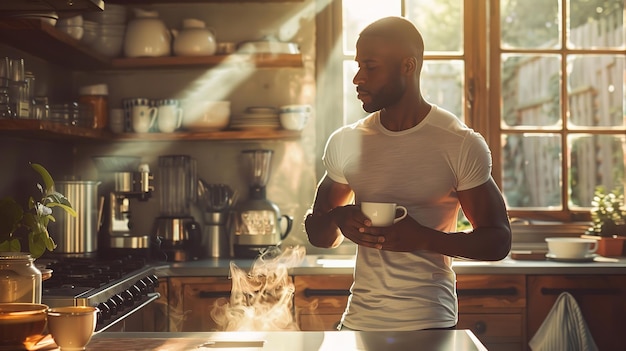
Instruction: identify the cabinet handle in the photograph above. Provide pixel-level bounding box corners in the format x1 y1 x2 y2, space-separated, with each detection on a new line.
198 291 231 298
540 287 620 296
304 288 351 298
457 287 517 296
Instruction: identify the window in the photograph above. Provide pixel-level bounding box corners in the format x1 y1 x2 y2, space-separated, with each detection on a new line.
315 0 625 222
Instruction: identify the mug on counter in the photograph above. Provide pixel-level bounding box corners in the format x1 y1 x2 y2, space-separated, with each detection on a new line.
155 99 183 133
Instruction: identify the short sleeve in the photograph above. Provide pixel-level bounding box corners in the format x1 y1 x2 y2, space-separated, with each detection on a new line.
456 131 492 191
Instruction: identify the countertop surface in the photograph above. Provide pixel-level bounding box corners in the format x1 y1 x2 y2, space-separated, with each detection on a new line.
154 254 626 277
86 330 487 351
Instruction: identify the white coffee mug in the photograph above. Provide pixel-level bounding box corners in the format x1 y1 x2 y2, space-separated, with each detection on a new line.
156 100 183 133
361 202 408 227
131 105 157 133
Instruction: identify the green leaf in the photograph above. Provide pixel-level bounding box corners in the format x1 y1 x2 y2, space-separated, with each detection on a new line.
30 163 55 192
0 239 21 252
0 197 23 240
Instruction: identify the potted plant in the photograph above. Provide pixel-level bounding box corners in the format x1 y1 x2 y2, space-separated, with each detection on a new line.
581 186 626 256
0 163 76 258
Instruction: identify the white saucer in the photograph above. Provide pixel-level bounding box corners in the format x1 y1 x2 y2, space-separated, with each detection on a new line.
546 253 598 262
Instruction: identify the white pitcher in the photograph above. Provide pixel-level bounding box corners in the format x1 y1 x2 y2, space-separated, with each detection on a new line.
172 18 217 56
124 8 171 58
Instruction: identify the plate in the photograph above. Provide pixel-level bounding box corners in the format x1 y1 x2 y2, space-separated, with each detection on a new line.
546 253 597 262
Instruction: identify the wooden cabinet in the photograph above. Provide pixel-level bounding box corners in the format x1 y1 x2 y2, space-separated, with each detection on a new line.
456 274 526 351
168 276 232 332
293 275 352 331
527 275 626 351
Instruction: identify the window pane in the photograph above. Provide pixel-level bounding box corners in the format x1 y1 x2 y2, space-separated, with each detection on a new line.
569 134 625 207
500 0 560 49
343 61 368 125
501 55 561 127
405 0 463 52
569 0 624 49
422 61 465 121
568 55 625 128
342 0 400 55
502 133 562 208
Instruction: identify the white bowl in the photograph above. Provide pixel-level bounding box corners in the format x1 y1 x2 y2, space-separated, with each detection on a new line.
545 237 598 259
57 25 84 41
90 34 124 58
279 111 309 131
81 28 97 45
182 101 230 131
57 14 83 27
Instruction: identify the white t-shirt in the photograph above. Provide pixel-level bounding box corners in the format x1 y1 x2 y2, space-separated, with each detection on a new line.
322 105 492 331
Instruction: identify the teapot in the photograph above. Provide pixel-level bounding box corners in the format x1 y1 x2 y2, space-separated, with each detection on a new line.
123 8 171 58
172 18 217 56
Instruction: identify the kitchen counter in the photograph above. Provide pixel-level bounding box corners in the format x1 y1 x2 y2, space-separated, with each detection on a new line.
88 330 487 350
154 254 626 277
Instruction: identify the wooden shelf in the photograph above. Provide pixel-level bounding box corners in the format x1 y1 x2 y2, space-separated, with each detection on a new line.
0 0 103 12
107 0 302 3
0 119 301 142
0 19 303 70
0 19 111 70
111 53 302 69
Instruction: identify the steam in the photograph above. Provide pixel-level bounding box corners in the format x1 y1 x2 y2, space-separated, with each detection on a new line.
211 246 306 331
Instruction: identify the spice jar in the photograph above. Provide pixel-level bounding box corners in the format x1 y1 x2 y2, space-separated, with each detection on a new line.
0 252 42 303
78 83 108 129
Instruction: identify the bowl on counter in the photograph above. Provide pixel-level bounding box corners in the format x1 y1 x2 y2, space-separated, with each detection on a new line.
0 303 49 349
182 100 231 131
545 237 598 259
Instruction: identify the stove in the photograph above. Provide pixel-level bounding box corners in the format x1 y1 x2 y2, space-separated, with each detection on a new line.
39 255 160 332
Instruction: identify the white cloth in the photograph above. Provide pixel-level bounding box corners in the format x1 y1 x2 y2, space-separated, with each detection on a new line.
323 105 492 331
529 292 598 351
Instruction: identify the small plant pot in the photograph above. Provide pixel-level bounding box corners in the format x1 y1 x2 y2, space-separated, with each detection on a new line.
580 234 626 257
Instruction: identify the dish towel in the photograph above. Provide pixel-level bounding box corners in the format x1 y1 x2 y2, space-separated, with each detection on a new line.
529 292 598 351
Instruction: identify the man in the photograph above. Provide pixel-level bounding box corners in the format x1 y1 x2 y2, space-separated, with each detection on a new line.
304 16 512 331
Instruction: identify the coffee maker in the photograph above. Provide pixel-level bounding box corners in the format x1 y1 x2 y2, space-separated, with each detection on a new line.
152 155 201 262
230 149 293 258
94 157 153 257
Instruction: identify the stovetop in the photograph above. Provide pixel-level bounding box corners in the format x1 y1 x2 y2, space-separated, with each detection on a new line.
39 254 161 331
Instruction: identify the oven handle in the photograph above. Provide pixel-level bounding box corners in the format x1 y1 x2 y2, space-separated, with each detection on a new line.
96 292 160 333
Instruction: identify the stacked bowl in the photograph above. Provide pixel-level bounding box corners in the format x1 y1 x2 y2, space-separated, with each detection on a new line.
56 15 84 40
83 4 127 57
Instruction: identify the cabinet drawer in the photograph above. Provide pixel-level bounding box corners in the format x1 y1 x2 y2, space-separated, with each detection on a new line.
457 274 526 309
169 277 232 332
457 313 523 338
294 275 352 331
298 313 343 331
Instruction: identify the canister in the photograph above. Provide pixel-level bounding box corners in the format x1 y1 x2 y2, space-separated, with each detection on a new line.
0 252 42 303
79 84 108 129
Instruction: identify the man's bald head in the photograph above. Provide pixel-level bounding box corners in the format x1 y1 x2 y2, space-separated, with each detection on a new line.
359 16 425 59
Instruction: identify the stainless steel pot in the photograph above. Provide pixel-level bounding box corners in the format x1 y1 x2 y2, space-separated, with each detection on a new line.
49 180 101 255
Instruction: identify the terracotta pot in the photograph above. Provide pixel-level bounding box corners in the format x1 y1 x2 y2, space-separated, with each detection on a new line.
580 234 626 257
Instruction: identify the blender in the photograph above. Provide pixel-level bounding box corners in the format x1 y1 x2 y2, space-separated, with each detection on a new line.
230 149 293 258
152 155 201 262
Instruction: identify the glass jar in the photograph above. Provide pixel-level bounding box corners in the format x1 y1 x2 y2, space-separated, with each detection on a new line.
0 252 42 303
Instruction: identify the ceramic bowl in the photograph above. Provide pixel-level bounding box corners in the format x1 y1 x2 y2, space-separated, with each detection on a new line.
545 237 598 259
279 111 309 131
182 101 231 131
0 303 48 349
90 34 124 58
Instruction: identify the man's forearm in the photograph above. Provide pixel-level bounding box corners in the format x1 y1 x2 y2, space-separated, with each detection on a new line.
304 211 345 248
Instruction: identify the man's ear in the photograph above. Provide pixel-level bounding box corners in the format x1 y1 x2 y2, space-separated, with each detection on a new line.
402 56 418 75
